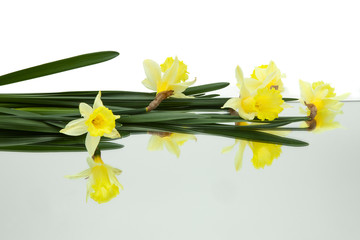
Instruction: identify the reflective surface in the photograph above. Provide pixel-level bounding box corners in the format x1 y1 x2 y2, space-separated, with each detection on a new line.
0 102 359 240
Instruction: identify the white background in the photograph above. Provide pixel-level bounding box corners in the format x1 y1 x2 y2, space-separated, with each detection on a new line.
0 0 358 99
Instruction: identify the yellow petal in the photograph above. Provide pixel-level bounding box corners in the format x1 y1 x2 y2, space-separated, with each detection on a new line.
235 66 244 90
60 118 88 136
93 91 104 109
222 98 242 111
142 78 157 91
299 80 313 104
85 133 101 156
161 57 179 89
234 141 247 171
147 135 164 151
104 128 121 139
79 103 93 118
164 139 181 158
143 59 162 90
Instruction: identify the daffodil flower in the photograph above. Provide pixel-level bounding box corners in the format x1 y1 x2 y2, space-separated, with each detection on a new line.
147 132 197 158
66 155 123 204
222 127 284 170
60 91 120 156
142 57 196 98
246 61 285 92
299 80 349 131
222 66 284 121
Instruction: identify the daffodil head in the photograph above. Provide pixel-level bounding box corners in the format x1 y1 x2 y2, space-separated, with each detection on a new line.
222 87 284 121
85 106 117 137
66 155 123 204
249 142 282 169
59 91 121 156
299 80 349 131
142 57 196 97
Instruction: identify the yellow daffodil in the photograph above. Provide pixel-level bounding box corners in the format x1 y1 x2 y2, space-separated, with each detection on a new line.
222 66 284 121
142 57 196 98
246 61 285 92
222 135 283 170
147 132 196 158
66 155 123 204
60 91 120 156
299 80 349 131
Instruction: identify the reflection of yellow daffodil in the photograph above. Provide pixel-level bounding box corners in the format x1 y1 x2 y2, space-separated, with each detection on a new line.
147 132 196 158
142 57 196 98
299 80 349 131
222 122 285 170
66 155 123 204
60 91 120 156
222 66 284 121
247 61 285 92
222 139 283 170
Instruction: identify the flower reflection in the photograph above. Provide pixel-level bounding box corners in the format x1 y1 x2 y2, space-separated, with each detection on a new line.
147 132 197 158
66 154 123 204
222 128 286 170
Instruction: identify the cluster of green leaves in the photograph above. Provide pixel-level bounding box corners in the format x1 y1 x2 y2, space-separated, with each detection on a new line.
0 51 309 152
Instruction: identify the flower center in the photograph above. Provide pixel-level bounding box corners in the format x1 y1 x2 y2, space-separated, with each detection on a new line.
85 106 116 137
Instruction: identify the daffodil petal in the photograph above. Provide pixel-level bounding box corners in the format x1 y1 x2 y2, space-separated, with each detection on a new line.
147 135 164 151
221 142 237 154
162 57 179 85
143 59 162 89
164 139 181 158
235 66 244 91
104 128 121 139
60 118 88 136
65 168 91 179
85 133 101 156
259 71 276 89
234 141 247 171
222 98 242 111
79 103 93 118
142 78 157 91
244 77 262 94
299 79 313 103
93 91 104 109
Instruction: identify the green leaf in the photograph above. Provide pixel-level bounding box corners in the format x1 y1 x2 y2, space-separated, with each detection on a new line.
0 116 59 133
119 111 206 123
0 142 124 152
183 82 230 95
0 51 119 86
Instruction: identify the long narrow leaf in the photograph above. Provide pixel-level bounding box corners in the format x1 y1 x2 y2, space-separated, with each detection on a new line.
0 51 119 86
